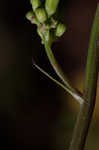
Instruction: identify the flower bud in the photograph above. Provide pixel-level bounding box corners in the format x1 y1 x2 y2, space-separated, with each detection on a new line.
45 0 59 17
35 8 47 23
30 0 41 11
26 11 39 25
55 23 66 37
26 11 35 21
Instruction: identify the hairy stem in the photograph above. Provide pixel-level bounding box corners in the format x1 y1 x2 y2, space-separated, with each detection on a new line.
69 4 99 150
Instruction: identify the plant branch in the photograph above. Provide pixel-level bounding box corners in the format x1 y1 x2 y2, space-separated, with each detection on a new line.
69 4 99 150
44 42 83 104
33 61 83 104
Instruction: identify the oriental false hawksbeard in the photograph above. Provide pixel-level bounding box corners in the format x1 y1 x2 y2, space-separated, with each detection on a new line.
26 0 66 44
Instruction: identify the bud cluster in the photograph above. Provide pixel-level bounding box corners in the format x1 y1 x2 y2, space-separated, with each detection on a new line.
26 0 66 44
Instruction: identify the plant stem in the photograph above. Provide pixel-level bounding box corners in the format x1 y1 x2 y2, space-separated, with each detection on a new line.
69 4 99 150
33 62 83 104
44 42 83 104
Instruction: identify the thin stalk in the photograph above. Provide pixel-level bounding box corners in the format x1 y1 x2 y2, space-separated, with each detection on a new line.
69 4 99 150
33 62 83 104
44 42 83 104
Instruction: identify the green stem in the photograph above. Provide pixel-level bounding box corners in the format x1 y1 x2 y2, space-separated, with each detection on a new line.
34 63 83 104
69 4 99 150
44 42 83 104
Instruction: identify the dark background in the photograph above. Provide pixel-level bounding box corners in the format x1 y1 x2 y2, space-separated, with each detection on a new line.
0 0 99 150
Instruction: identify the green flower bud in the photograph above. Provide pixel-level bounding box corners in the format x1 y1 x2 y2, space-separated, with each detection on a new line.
26 11 35 21
30 0 41 11
45 0 59 17
26 11 39 25
55 23 66 37
35 8 47 23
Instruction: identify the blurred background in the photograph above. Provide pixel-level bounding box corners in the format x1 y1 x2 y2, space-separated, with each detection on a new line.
0 0 99 150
